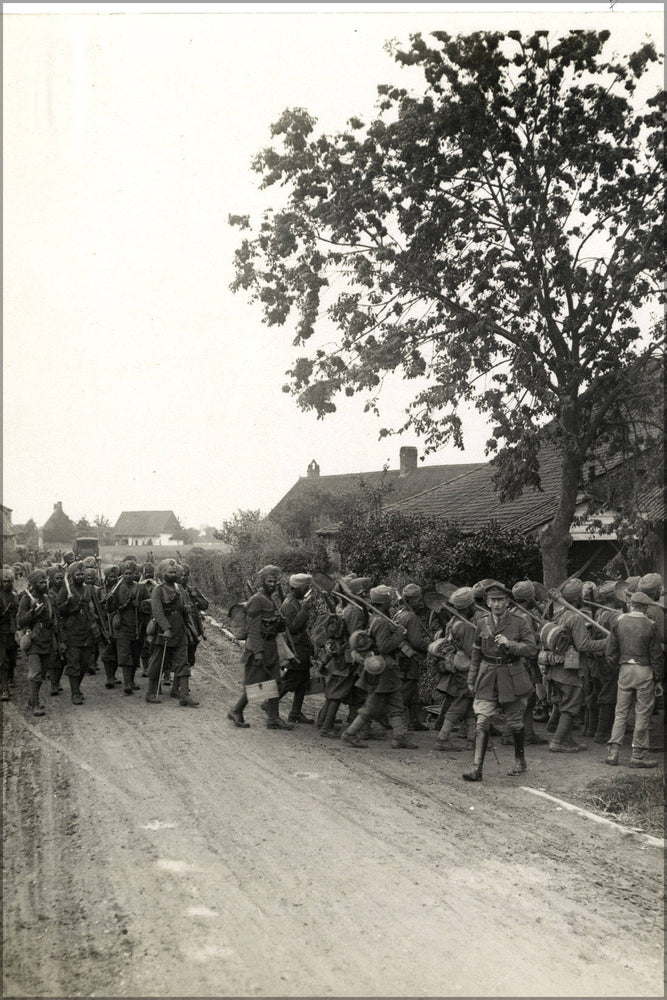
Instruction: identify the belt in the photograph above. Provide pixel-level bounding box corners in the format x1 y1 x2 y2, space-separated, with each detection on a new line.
621 660 649 667
482 655 515 665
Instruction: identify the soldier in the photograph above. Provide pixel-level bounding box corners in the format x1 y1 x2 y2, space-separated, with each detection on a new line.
0 568 19 701
462 581 537 782
510 581 547 745
636 573 664 646
544 578 607 753
605 591 662 768
227 565 292 730
56 561 97 704
83 561 106 674
47 566 66 695
276 573 315 724
394 584 431 731
431 615 476 751
17 570 58 716
99 566 122 687
146 559 198 707
138 563 157 676
590 580 623 743
340 585 417 750
180 563 209 669
313 611 350 738
106 560 142 696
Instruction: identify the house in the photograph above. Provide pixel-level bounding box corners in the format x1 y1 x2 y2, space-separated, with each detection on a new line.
1 505 18 559
114 511 183 547
380 443 665 579
269 447 484 539
41 501 76 546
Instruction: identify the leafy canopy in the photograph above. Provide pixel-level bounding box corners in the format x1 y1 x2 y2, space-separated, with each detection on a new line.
231 29 664 502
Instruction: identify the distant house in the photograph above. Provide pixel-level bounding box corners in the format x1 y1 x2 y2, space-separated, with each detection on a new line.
114 511 183 547
42 501 76 546
269 447 484 539
1 505 18 558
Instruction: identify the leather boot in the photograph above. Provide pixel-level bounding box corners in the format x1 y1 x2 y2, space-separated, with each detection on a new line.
550 712 580 753
507 728 527 775
30 680 46 716
266 698 293 729
145 678 161 704
462 729 488 781
288 687 312 724
605 743 620 766
435 718 462 751
49 667 62 696
170 676 182 699
341 714 368 748
593 704 615 743
122 666 134 696
391 713 418 748
179 680 199 708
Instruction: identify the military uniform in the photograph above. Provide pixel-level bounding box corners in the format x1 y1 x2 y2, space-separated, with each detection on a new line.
56 569 97 703
394 601 431 730
107 579 142 694
468 609 536 728
17 580 58 714
433 618 476 749
147 581 190 698
0 586 19 700
278 587 313 723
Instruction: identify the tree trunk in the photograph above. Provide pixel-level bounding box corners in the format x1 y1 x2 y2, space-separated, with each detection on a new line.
539 447 583 588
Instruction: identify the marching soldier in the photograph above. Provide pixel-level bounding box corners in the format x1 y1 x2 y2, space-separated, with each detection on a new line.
47 566 66 694
1 568 19 701
590 580 623 743
394 584 431 731
227 565 291 730
56 561 97 705
146 559 198 707
278 573 315 724
17 570 58 716
463 581 537 782
106 560 142 695
180 563 209 669
510 581 547 745
138 564 157 676
433 587 478 750
605 590 662 768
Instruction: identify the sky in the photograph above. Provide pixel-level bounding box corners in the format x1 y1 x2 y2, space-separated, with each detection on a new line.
3 2 663 530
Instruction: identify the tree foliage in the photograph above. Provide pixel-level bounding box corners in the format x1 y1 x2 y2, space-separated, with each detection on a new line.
231 29 664 583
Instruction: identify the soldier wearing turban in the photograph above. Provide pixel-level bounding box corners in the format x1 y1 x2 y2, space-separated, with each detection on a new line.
56 562 97 705
276 574 315 725
0 567 19 702
393 584 432 732
17 570 58 715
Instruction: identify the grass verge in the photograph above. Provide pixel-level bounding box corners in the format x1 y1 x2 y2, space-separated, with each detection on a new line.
582 772 664 838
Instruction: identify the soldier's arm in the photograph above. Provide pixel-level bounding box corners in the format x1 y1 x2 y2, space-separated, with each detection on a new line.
605 623 620 670
648 623 663 679
505 615 537 659
150 586 172 634
570 614 608 655
17 595 40 629
468 627 482 690
372 618 404 655
282 597 310 634
405 614 430 653
244 593 265 655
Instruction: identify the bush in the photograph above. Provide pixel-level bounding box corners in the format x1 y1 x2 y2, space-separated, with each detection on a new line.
337 511 541 587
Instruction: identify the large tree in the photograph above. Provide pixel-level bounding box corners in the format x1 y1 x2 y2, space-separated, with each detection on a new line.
230 29 664 584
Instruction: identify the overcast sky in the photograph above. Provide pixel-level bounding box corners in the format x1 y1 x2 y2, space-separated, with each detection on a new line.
3 2 663 530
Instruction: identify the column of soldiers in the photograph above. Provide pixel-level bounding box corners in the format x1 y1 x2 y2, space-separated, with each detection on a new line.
3 555 663 778
4 555 208 715
225 567 664 777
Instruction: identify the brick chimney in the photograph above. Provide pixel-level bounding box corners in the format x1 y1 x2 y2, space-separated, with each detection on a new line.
54 501 63 512
399 446 418 477
307 459 320 479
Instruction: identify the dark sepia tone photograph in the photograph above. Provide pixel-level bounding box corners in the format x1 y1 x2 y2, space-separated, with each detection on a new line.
2 2 664 997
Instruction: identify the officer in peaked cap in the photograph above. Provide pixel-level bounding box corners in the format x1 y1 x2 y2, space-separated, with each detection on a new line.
462 580 537 783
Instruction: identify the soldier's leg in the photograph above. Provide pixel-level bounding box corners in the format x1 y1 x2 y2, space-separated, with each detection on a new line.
288 670 312 723
130 639 142 689
505 696 528 775
319 699 341 737
462 699 493 781
26 653 46 716
629 667 657 766
1 643 10 701
388 691 418 749
228 687 249 727
7 643 17 687
436 694 468 750
145 641 167 703
606 665 634 762
65 645 84 704
117 638 134 696
172 640 198 707
550 683 585 752
342 693 377 747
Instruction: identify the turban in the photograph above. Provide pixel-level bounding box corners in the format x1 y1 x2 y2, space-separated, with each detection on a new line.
597 580 617 600
47 566 63 583
67 561 84 577
450 587 475 609
625 576 640 594
472 579 494 601
1 567 15 583
142 563 155 578
582 581 598 602
560 578 583 601
28 570 47 587
290 573 312 589
629 591 652 607
369 585 393 605
427 638 449 659
158 558 177 577
512 580 535 601
638 573 662 595
122 560 138 573
257 564 281 580
485 581 511 598
401 584 423 600
104 565 120 579
82 556 97 568
63 551 75 559
347 577 371 595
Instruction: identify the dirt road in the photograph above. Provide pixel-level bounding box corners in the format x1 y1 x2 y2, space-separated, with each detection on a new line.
2 621 664 998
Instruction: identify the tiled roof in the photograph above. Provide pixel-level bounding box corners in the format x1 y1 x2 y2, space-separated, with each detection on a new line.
268 462 485 521
638 486 665 520
114 511 181 536
2 507 17 537
383 444 624 533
